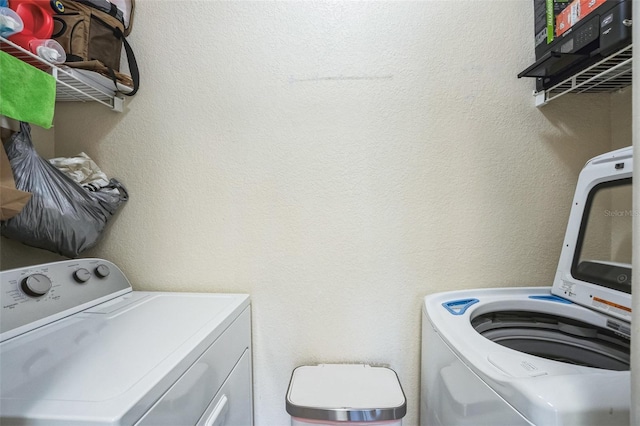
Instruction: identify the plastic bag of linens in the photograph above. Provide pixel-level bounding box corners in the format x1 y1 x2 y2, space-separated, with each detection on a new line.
1 122 128 257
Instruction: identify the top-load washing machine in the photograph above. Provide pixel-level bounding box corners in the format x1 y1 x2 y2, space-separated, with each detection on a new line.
421 147 632 426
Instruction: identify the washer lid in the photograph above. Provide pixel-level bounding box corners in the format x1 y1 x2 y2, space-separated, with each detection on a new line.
552 146 632 323
286 364 406 422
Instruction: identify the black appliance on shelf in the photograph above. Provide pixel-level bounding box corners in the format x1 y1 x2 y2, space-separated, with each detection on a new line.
518 0 632 91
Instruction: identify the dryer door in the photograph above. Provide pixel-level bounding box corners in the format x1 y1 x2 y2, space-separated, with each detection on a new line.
197 350 253 426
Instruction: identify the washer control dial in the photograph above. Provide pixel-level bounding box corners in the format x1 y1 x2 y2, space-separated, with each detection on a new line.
73 268 91 283
21 274 53 297
95 264 111 278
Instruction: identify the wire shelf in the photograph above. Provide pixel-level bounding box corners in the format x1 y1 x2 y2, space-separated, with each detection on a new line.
0 36 124 112
535 44 633 106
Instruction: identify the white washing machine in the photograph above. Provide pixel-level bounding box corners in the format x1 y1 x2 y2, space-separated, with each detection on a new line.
0 258 253 426
421 147 632 426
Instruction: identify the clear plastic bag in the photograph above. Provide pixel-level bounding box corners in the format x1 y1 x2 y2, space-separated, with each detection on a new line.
1 122 128 257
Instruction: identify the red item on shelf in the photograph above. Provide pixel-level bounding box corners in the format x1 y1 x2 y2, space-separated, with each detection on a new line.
7 0 56 51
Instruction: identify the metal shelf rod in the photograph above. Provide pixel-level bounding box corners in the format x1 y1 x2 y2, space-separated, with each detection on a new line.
0 36 124 112
534 44 633 107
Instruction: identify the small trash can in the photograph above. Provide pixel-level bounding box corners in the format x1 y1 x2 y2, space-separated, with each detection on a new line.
286 364 407 426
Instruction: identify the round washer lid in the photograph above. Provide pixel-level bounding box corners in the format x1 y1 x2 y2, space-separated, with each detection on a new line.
286 364 406 422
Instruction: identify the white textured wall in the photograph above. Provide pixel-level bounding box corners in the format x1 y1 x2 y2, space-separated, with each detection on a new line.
4 1 627 425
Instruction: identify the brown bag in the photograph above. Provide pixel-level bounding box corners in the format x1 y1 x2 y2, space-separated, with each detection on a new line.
0 142 31 221
52 0 139 95
65 60 134 89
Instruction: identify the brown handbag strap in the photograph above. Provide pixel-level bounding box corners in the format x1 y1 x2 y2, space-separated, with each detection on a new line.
124 0 134 36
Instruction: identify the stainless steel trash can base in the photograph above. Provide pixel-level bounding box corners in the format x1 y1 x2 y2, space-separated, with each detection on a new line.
286 364 406 426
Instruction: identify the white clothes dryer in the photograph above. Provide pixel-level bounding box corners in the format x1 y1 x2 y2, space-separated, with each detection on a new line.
421 147 632 426
0 258 253 426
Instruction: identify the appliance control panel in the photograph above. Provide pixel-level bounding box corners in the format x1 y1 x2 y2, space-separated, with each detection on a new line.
0 259 132 342
560 15 599 54
573 18 598 51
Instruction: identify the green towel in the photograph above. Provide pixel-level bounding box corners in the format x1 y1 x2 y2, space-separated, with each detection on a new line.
0 51 56 129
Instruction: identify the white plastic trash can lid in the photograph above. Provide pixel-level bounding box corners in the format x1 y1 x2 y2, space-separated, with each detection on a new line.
286 364 407 422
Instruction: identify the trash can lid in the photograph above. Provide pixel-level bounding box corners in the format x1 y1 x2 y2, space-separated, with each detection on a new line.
286 364 407 422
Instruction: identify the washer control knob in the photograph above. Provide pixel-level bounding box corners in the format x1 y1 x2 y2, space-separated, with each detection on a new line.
21 274 52 297
95 264 111 278
73 268 92 283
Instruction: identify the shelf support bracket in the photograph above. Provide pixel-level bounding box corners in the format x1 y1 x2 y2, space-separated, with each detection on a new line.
534 91 548 107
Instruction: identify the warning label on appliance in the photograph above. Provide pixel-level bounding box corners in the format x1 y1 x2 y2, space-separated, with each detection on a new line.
592 297 632 318
560 280 576 297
